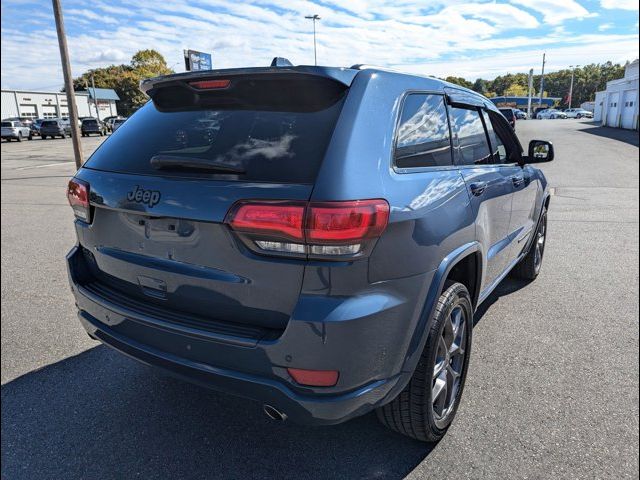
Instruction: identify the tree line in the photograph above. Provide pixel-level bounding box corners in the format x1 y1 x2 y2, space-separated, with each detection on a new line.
444 61 627 107
71 51 628 114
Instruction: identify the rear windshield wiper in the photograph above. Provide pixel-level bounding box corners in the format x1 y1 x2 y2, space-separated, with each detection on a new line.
150 155 245 173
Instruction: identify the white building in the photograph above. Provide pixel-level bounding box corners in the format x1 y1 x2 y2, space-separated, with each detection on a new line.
593 60 639 130
1 88 119 120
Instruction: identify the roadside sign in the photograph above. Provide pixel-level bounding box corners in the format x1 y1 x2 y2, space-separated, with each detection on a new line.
184 50 212 71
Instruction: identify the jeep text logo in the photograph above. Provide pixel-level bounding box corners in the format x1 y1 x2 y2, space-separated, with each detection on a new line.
127 186 161 207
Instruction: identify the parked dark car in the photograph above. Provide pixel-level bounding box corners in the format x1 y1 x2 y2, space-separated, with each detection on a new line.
81 118 107 136
30 118 45 137
499 108 517 129
40 119 72 139
66 63 553 442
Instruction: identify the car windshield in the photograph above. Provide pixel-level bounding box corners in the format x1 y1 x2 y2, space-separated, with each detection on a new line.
1 122 12 127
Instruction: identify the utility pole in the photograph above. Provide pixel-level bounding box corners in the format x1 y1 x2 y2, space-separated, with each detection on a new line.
52 0 83 169
527 68 534 118
304 14 321 66
91 74 100 121
538 52 546 112
568 64 580 109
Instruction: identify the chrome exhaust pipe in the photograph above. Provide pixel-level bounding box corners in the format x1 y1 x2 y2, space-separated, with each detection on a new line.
263 404 287 422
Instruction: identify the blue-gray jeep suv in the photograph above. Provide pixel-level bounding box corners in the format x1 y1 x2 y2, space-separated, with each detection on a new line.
66 63 553 442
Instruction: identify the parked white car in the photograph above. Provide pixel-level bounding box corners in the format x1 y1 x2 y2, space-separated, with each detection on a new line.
564 108 593 119
537 109 567 120
1 120 32 142
111 117 127 132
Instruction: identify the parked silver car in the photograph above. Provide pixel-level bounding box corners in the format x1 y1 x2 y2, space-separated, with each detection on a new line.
1 120 32 142
111 117 127 132
564 108 593 119
536 109 567 120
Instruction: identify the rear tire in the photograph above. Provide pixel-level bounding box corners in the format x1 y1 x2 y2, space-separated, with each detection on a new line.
512 207 547 281
376 282 473 442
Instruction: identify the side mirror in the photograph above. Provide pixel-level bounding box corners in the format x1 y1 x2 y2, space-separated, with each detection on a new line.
526 140 554 163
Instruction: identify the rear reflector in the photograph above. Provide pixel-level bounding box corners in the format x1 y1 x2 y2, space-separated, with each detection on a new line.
225 199 389 259
189 79 231 90
67 178 91 223
287 368 339 387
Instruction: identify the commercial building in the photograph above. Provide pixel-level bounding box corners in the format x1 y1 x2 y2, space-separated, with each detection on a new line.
593 59 639 130
1 88 119 120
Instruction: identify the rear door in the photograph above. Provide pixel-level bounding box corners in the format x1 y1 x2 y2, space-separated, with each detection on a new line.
74 73 348 331
448 98 514 292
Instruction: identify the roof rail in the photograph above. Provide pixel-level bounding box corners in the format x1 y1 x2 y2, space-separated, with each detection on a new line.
349 64 397 72
271 57 293 67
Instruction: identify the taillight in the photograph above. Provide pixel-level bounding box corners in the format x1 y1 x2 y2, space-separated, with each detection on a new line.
67 178 91 223
225 199 389 259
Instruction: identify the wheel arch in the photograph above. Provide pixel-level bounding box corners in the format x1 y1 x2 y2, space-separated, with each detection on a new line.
399 242 482 379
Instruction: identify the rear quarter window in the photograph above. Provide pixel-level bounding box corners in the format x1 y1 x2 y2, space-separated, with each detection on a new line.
394 94 452 169
84 84 345 184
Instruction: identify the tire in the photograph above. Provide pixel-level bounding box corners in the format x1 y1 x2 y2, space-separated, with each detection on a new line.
577 114 582 119
17 133 23 142
28 133 33 140
41 135 46 140
376 281 473 442
512 207 548 281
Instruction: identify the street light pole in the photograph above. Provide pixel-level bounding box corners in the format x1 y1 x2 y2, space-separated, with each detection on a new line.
304 14 321 66
538 52 546 110
52 0 83 169
568 64 580 109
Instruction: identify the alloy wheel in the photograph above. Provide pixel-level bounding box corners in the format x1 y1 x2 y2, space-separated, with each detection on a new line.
432 305 467 429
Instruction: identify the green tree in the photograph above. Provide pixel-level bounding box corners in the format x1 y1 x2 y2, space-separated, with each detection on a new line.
70 49 173 116
504 82 528 96
443 76 474 89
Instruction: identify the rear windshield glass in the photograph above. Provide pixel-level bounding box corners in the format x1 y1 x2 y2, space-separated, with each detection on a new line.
42 121 58 127
84 81 346 184
1 122 12 127
83 119 98 125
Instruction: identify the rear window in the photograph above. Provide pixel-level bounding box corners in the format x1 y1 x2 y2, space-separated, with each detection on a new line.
83 119 98 125
1 122 12 127
42 121 58 127
84 78 346 184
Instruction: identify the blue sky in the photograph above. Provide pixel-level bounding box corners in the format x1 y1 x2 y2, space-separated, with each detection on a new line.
1 0 638 90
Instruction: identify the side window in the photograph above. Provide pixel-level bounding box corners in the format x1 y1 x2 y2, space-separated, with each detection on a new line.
394 94 452 169
481 110 507 163
449 107 492 165
486 110 522 164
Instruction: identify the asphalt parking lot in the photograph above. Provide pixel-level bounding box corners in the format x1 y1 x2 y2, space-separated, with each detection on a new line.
1 121 638 479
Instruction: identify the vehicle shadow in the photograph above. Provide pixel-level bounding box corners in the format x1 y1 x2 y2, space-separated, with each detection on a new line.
1 346 434 480
473 277 531 327
578 124 639 147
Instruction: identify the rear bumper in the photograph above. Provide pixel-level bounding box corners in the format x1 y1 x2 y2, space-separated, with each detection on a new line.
67 246 427 425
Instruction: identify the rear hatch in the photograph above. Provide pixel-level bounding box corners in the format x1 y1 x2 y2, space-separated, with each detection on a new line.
73 70 349 333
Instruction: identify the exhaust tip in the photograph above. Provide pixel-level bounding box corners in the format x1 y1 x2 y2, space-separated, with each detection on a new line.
263 404 287 422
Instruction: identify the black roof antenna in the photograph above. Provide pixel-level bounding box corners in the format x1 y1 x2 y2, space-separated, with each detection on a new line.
271 57 293 67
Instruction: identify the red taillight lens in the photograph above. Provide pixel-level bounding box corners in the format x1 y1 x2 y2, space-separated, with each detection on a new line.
287 368 339 387
189 79 230 90
225 199 389 259
226 202 305 241
67 178 91 223
307 200 389 243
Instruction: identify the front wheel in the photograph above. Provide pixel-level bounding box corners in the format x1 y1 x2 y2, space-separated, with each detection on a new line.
17 133 23 142
513 207 547 280
376 282 473 442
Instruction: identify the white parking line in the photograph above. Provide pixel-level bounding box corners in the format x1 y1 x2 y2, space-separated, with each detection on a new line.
16 162 75 170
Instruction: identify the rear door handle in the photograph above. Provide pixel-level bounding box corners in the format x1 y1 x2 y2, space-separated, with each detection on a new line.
469 182 487 196
512 175 525 187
